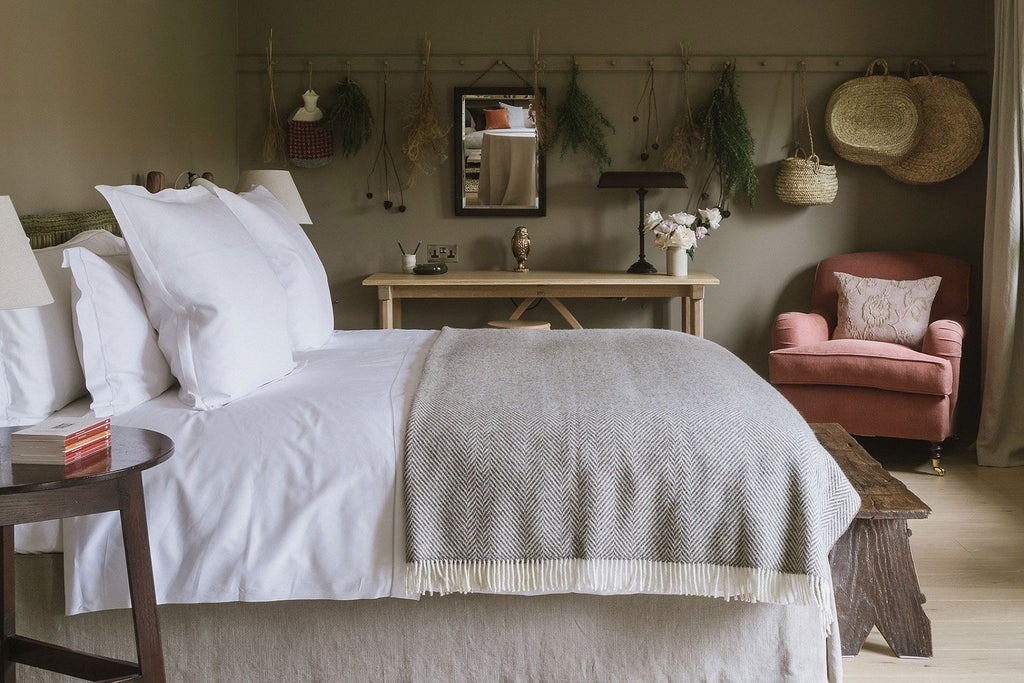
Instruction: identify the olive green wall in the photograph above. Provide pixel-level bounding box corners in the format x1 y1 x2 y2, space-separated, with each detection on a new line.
0 1 238 213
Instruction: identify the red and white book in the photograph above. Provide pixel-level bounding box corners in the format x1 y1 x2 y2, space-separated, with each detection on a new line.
10 416 112 465
11 415 110 448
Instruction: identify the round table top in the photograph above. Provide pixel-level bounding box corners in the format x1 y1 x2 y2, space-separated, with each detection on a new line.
0 425 173 494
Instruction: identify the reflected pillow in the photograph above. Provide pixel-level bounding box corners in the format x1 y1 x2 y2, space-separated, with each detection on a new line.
97 184 296 410
213 185 333 351
62 247 175 416
0 230 125 426
484 109 511 130
833 272 942 349
499 102 526 128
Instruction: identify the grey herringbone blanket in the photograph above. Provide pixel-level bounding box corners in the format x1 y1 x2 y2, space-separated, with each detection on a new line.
405 328 859 629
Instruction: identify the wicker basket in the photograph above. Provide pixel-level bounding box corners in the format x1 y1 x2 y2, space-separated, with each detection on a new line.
881 62 984 185
775 149 839 206
825 59 924 166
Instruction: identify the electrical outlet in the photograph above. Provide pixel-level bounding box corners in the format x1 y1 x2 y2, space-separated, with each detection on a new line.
427 243 459 263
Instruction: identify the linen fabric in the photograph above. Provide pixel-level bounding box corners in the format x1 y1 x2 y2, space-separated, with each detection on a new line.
62 247 175 417
96 184 295 410
212 185 333 351
833 272 941 349
0 229 124 426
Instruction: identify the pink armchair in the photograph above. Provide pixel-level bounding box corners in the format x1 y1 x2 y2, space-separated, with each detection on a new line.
768 252 969 475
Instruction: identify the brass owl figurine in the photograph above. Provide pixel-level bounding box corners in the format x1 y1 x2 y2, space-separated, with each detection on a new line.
511 226 531 272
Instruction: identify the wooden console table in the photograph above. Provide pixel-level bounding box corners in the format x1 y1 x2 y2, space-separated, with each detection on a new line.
362 270 720 337
813 422 932 659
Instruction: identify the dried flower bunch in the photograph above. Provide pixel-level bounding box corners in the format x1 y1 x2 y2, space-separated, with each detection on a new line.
403 37 449 184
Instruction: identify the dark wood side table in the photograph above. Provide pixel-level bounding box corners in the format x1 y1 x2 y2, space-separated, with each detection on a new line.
1 426 173 681
813 422 932 658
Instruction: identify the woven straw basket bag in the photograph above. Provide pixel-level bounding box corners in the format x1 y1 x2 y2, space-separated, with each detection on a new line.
826 59 924 166
776 148 838 205
882 61 985 185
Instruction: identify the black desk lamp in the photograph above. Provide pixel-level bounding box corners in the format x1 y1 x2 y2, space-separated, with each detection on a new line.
597 171 687 274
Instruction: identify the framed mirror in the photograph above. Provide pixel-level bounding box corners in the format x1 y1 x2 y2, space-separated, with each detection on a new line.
453 86 546 216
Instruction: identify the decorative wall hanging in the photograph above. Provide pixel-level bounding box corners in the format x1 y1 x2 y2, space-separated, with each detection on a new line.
825 59 923 166
402 36 449 184
775 63 838 206
881 60 984 185
696 61 757 210
531 29 551 149
547 60 614 171
365 63 406 212
663 46 700 174
323 66 374 159
632 60 660 161
287 63 333 168
261 30 286 163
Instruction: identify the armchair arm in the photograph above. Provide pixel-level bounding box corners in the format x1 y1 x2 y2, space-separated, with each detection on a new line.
921 316 967 359
772 311 830 350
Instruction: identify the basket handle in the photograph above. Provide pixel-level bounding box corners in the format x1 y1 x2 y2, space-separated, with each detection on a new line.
865 58 889 76
904 58 932 79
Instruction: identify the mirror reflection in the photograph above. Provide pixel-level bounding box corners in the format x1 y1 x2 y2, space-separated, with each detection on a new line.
453 86 546 216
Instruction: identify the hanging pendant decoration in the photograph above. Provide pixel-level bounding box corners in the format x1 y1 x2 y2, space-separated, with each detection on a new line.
632 60 660 161
287 62 334 168
547 59 614 170
663 45 701 173
261 30 286 163
323 63 374 159
402 36 449 185
365 63 406 212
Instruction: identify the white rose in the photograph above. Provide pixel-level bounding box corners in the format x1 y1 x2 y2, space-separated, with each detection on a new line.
699 207 722 230
643 211 664 232
668 211 697 227
670 226 697 250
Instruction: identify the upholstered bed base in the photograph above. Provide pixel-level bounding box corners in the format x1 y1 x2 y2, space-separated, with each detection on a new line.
15 555 835 682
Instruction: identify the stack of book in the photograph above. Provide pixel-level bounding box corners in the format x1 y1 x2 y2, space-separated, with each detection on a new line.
10 416 112 466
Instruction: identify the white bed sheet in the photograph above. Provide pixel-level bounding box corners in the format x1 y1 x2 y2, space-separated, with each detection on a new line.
63 329 436 614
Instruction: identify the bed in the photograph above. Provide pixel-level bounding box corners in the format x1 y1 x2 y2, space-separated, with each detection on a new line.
4 185 859 682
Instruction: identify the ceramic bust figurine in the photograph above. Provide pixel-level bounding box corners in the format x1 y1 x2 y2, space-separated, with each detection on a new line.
291 89 323 122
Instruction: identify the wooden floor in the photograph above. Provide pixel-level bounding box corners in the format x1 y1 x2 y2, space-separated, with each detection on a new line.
841 437 1024 681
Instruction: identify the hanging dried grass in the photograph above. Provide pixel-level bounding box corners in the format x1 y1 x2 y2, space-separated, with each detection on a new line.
531 29 551 149
261 30 286 163
403 36 449 184
663 45 701 173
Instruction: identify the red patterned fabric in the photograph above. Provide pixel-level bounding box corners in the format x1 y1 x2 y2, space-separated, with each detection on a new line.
288 121 333 168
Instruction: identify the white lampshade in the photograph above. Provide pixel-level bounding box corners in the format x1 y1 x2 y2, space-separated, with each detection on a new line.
235 170 312 225
0 196 53 310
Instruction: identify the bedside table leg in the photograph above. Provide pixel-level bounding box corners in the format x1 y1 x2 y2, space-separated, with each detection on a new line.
1 525 14 682
118 474 165 682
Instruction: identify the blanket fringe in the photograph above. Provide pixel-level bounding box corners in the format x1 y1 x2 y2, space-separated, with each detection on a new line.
407 559 837 635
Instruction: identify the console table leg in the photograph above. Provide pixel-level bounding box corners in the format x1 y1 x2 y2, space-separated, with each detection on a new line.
1 525 14 683
118 474 165 682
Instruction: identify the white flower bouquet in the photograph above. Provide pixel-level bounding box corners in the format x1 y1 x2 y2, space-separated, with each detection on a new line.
643 207 722 257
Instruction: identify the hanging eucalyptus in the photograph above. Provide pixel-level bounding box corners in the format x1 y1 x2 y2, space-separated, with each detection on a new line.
696 61 757 209
403 36 449 184
322 71 374 159
546 60 614 170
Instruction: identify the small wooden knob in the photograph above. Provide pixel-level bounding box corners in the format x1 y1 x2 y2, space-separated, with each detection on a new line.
145 171 165 193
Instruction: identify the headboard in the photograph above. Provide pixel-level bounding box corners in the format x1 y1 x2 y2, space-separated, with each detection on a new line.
20 209 121 249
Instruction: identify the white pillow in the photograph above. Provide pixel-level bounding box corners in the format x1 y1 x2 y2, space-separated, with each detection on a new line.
500 102 526 128
62 247 175 416
96 184 296 410
212 185 333 351
0 230 125 426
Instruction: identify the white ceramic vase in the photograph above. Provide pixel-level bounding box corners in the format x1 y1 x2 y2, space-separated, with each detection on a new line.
666 247 688 277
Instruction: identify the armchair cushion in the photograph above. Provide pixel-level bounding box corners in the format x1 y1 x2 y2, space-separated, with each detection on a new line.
772 311 829 349
769 338 952 396
833 272 941 349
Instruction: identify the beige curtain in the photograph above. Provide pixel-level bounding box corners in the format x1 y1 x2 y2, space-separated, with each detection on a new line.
977 0 1024 467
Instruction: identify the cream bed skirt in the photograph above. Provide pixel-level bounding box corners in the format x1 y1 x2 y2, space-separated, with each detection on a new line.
15 555 838 682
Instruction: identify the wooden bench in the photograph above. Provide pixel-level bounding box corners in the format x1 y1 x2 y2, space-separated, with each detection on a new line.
813 422 932 658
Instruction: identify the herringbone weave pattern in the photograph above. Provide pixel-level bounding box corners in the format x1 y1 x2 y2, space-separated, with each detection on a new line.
405 328 859 624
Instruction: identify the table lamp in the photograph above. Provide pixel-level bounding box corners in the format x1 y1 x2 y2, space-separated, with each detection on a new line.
597 171 687 274
236 170 312 225
0 196 53 310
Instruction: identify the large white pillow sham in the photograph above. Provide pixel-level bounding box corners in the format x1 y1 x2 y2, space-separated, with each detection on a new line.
63 247 175 417
0 230 125 426
212 185 333 351
96 184 296 410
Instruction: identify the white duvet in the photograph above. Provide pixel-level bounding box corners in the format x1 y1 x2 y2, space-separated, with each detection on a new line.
63 329 436 614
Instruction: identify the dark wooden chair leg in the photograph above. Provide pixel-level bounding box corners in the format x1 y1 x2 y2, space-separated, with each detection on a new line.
118 473 165 682
929 441 945 476
2 525 15 683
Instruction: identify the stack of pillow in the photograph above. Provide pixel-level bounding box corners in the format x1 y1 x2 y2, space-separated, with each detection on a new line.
0 182 333 426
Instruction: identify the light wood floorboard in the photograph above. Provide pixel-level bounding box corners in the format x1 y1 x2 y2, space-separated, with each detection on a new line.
841 438 1024 681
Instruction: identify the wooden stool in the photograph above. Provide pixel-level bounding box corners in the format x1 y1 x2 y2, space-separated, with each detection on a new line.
487 320 551 330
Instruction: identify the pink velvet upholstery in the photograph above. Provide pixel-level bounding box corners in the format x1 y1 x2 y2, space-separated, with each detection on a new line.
769 252 969 445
